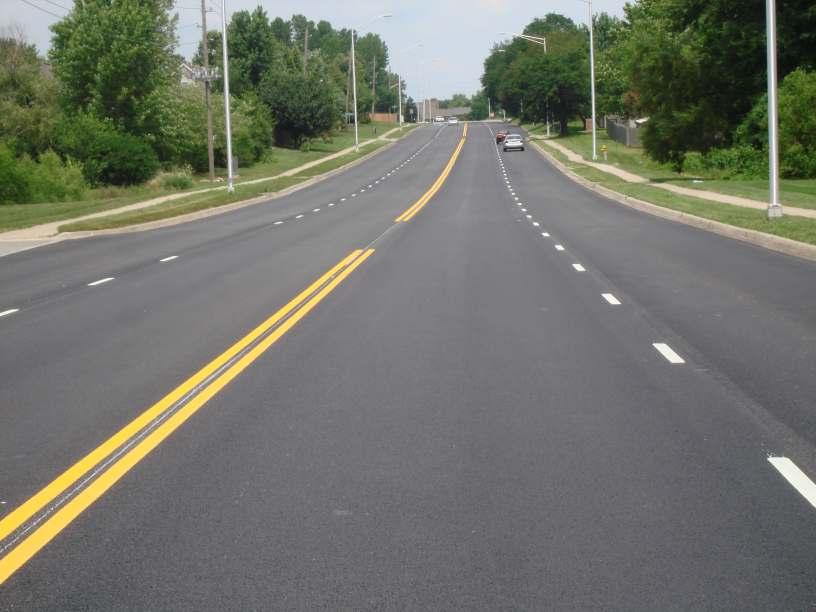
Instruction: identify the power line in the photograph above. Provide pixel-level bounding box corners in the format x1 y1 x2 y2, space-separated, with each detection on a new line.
38 0 70 10
18 0 63 19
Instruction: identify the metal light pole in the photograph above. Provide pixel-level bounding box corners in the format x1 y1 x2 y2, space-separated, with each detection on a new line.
350 14 392 152
766 0 783 218
393 42 423 129
200 0 215 180
587 0 598 160
220 0 234 192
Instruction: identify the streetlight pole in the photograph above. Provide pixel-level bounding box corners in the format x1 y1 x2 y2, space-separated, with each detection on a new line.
393 42 423 129
766 0 783 218
220 0 234 192
583 0 598 159
200 0 215 181
350 14 392 152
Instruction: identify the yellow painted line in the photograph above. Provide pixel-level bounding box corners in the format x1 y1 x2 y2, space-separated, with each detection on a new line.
395 126 468 223
0 250 372 583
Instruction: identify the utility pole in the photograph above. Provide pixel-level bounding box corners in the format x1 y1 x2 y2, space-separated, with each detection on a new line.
588 0 598 160
397 72 403 128
766 0 783 218
303 27 308 76
371 55 376 115
220 0 234 192
200 0 214 180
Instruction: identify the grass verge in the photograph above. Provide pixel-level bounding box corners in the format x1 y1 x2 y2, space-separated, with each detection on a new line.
540 144 816 247
59 140 389 232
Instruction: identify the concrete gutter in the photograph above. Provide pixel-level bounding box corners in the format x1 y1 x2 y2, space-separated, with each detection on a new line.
531 140 816 263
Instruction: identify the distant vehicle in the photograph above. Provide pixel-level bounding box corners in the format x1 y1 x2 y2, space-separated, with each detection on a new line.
495 131 507 144
503 133 524 152
433 116 445 124
447 117 459 124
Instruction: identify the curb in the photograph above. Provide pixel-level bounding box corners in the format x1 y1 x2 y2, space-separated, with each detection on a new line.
530 141 816 264
54 138 399 238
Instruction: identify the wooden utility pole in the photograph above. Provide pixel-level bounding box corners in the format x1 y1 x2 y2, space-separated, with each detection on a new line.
303 27 308 75
200 0 215 180
371 55 376 115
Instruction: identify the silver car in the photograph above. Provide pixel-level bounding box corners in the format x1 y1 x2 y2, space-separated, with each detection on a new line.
503 134 524 152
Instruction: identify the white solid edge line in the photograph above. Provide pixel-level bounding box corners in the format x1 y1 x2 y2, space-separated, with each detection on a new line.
554 244 565 251
768 457 816 509
653 342 685 364
0 309 19 318
602 293 621 305
88 277 114 287
159 255 178 262
572 263 586 272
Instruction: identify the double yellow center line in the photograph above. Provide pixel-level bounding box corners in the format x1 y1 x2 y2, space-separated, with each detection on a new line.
0 249 374 584
396 122 468 222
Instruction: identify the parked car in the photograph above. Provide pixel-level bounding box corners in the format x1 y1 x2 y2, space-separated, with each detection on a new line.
495 131 507 144
503 133 525 152
447 116 459 124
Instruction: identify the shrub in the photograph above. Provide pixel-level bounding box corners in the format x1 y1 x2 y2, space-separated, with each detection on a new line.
159 167 194 190
0 143 87 204
0 142 30 203
56 113 159 186
684 146 768 179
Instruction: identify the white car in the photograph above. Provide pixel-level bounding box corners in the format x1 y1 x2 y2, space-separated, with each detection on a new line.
447 117 459 124
502 133 524 152
433 116 445 124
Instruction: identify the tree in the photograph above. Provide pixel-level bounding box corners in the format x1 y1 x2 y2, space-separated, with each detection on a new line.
0 29 60 157
49 0 178 138
227 7 281 96
469 94 489 120
259 52 341 146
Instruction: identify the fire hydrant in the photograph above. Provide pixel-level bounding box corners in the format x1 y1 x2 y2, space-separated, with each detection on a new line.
601 144 608 161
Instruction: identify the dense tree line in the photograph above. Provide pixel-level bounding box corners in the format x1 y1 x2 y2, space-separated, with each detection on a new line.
482 0 816 177
0 2 406 204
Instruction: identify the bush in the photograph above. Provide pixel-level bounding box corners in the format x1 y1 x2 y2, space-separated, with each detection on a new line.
684 146 768 179
736 68 816 178
159 167 194 190
57 114 159 186
0 143 87 204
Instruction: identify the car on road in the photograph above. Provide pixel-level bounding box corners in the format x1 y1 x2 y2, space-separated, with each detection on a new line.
433 116 445 124
495 131 507 144
502 133 525 151
447 117 459 124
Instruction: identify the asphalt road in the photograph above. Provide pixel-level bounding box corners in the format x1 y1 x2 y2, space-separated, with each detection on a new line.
1 122 815 609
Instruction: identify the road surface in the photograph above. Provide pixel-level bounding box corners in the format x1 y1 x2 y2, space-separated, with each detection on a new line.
1 122 815 609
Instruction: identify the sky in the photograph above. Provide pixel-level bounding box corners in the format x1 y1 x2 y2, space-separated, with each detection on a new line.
7 0 626 101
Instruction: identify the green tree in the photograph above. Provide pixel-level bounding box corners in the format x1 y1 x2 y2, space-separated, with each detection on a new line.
49 0 178 138
0 31 60 157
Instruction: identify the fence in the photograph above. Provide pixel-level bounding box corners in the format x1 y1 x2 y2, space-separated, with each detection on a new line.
370 112 398 123
606 119 643 147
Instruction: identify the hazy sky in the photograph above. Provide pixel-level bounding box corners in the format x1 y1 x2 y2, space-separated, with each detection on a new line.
7 0 626 100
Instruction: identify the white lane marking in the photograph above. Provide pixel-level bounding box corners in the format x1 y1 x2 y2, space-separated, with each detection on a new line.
274 220 284 225
313 208 321 212
88 277 114 287
516 203 522 206
768 457 816 509
0 309 19 318
521 208 527 212
159 256 178 262
368 184 373 188
532 222 540 227
295 214 304 219
328 203 335 207
360 189 366 192
514 196 519 201
653 343 685 364
340 197 347 201
526 215 532 219
555 244 565 251
572 263 586 272
351 193 357 197
541 232 550 237
511 192 516 196
602 293 621 305
375 180 379 184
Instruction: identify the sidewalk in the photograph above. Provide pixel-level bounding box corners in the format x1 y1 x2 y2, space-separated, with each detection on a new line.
541 139 816 220
0 127 405 245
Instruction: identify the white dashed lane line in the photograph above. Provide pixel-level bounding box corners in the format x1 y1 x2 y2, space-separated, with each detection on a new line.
328 203 335 207
532 222 540 227
541 232 550 237
87 277 114 287
555 244 565 251
768 457 816 509
313 208 321 212
602 293 621 305
572 264 586 272
159 256 178 262
652 342 685 364
274 221 284 225
0 309 19 318
295 214 304 219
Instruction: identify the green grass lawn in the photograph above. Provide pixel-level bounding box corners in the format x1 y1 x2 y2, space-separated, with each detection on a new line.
553 129 816 210
59 140 389 232
538 143 816 247
0 122 403 233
